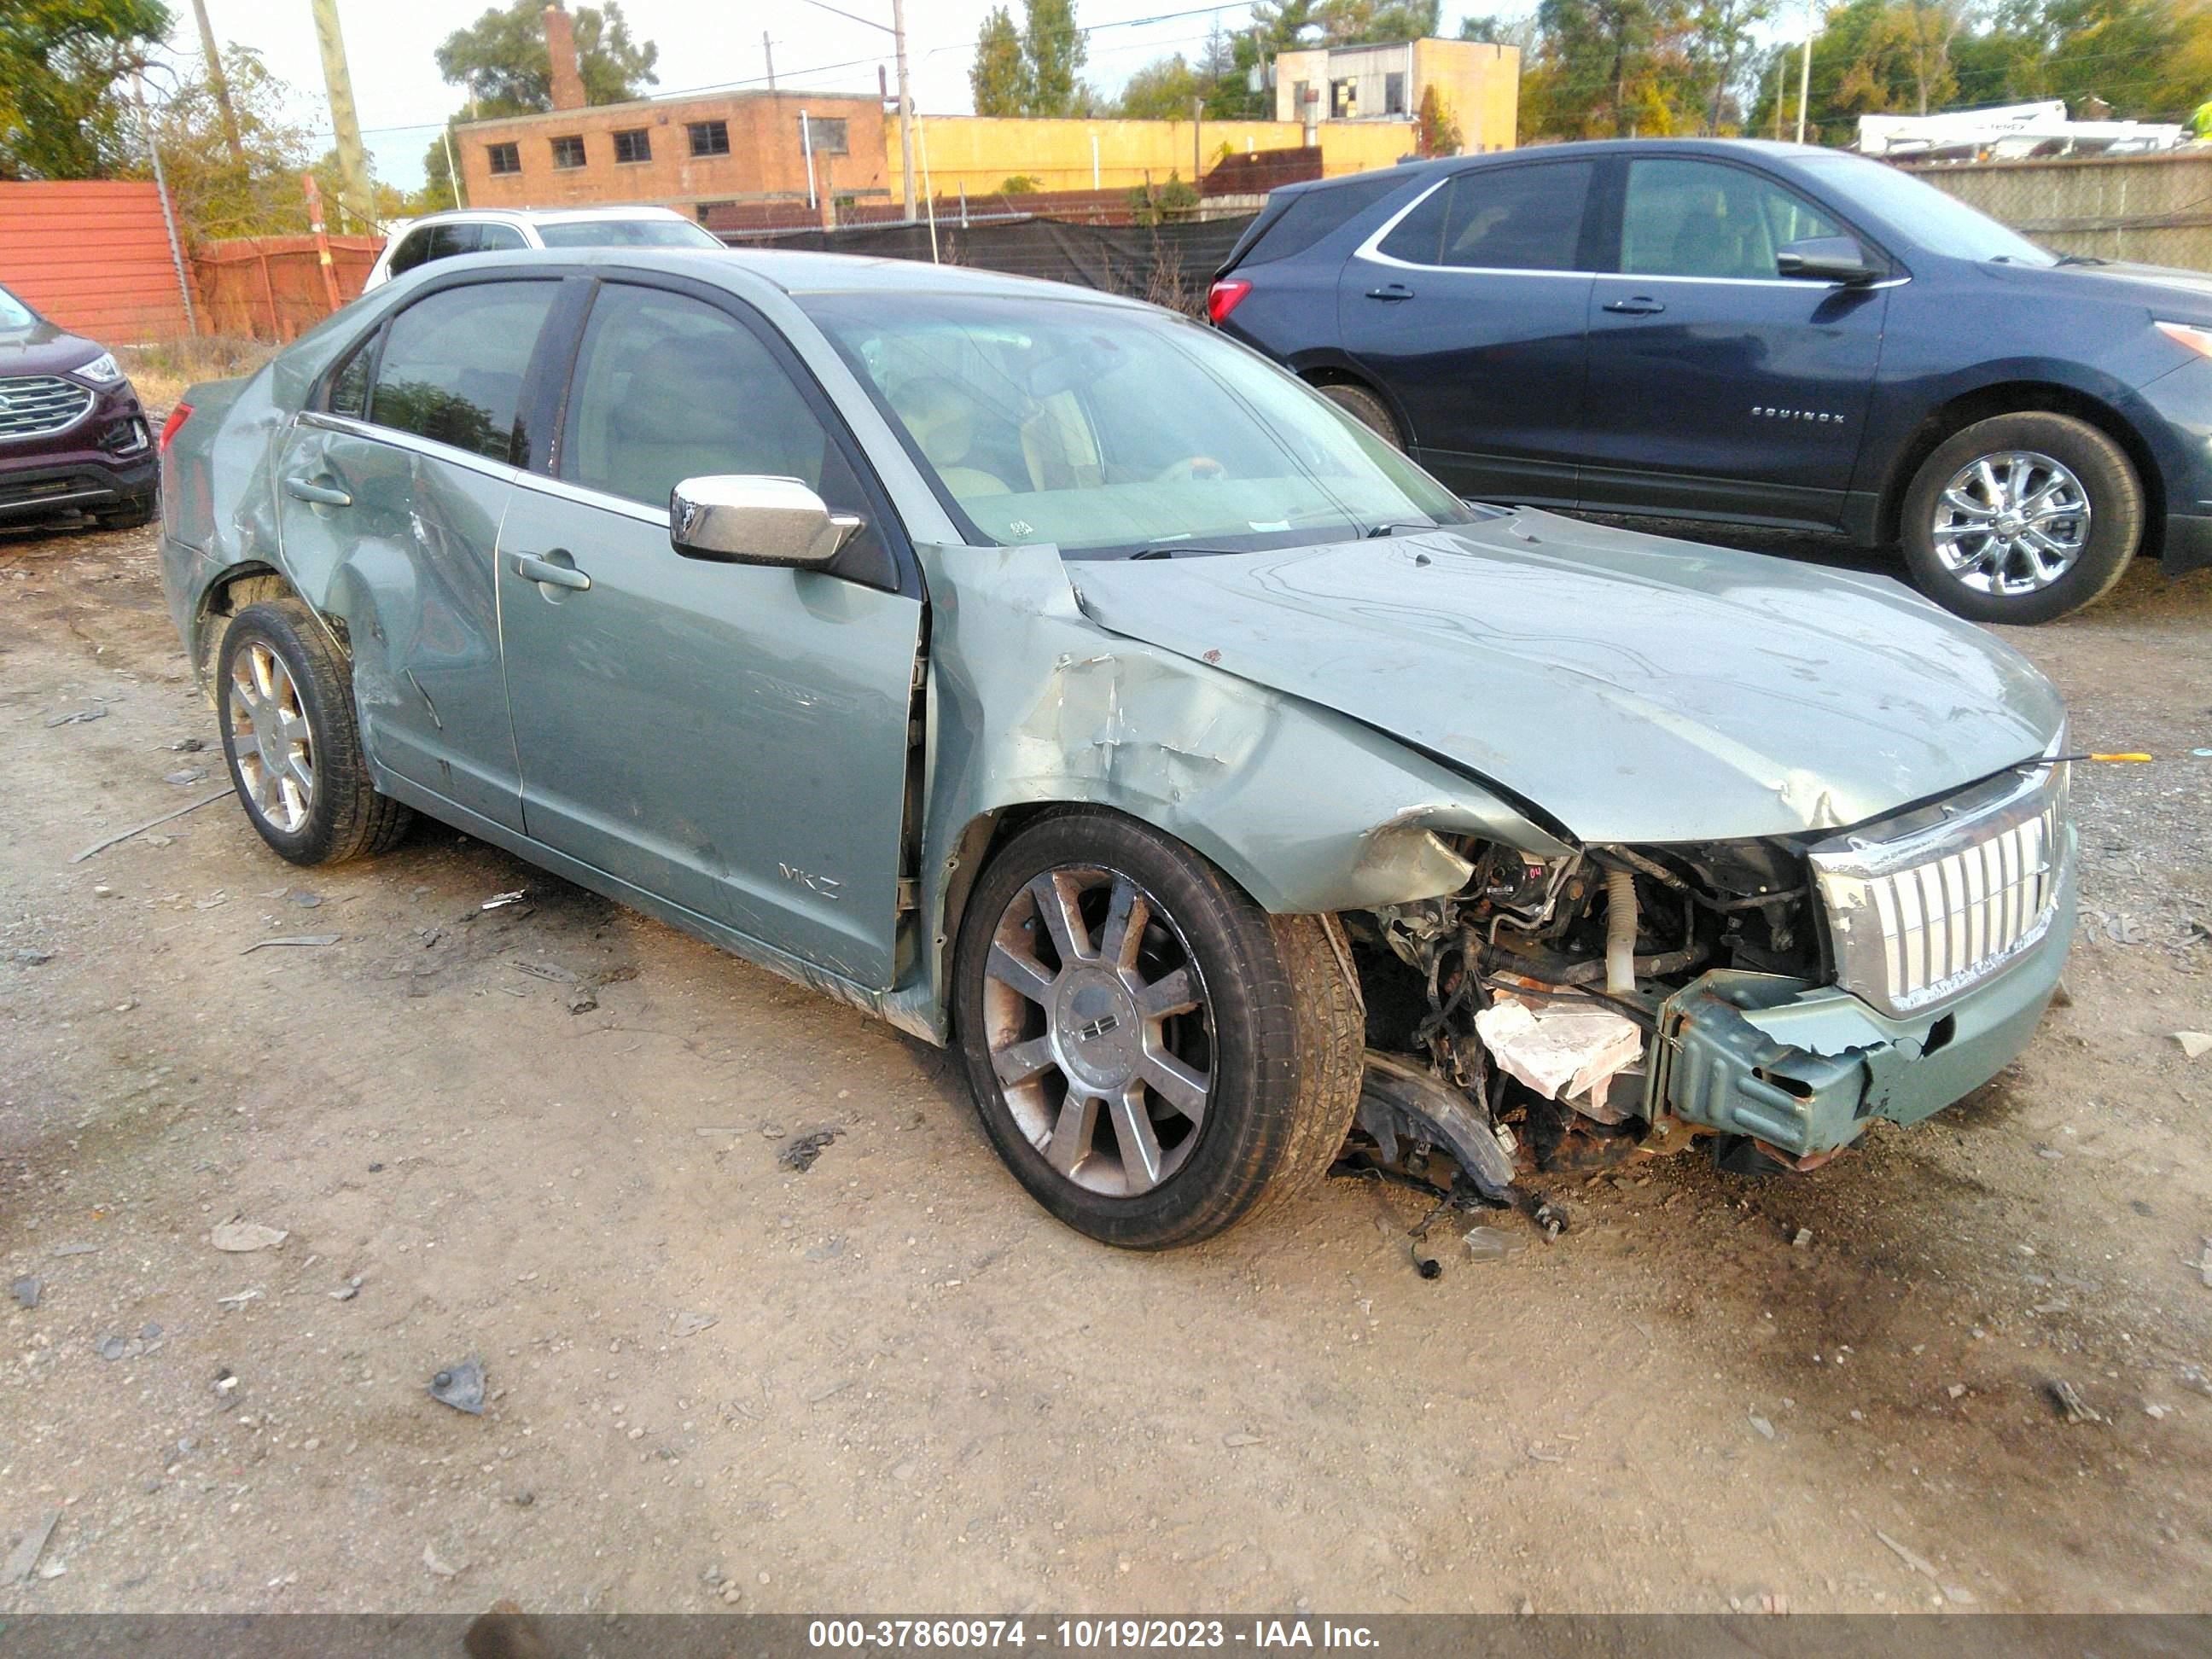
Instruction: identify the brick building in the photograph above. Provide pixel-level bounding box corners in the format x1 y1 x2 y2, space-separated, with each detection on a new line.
454 8 888 218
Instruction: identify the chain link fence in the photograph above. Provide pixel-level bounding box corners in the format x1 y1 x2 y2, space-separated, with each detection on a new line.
1905 149 2212 271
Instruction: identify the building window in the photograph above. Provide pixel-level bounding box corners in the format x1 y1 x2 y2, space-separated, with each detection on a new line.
803 117 848 155
1384 72 1406 115
612 127 651 164
1291 79 1313 119
550 134 586 169
688 120 730 157
486 142 521 175
1330 78 1359 119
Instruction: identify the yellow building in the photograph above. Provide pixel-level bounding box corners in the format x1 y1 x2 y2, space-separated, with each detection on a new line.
884 114 1419 201
1274 38 1520 154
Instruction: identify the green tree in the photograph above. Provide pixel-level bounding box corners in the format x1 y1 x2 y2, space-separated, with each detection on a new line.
1318 0 1442 45
1413 81 1464 151
0 0 171 179
1118 53 1202 117
970 5 1029 115
1022 0 1088 116
434 0 658 116
143 44 318 237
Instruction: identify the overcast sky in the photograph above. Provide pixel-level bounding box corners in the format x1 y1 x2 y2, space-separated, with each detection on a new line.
165 0 1510 191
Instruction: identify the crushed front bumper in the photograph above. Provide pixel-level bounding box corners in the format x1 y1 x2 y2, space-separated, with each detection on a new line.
1648 836 2075 1161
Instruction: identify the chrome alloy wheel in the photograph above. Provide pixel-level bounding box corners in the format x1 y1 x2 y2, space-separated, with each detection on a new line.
1930 450 2091 597
981 866 1214 1198
225 641 316 835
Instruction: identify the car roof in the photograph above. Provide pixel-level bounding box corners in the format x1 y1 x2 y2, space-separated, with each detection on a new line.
443 244 1154 309
399 205 695 228
1277 137 1836 201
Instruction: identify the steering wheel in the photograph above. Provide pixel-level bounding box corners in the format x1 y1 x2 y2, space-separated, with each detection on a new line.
1154 456 1227 482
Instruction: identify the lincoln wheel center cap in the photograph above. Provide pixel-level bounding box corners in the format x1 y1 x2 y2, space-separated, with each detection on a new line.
1053 971 1140 1091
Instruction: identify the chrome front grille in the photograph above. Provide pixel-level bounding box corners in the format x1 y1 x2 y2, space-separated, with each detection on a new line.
0 375 95 442
1811 758 2069 1016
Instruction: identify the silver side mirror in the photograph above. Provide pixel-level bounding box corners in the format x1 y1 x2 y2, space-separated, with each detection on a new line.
668 475 864 568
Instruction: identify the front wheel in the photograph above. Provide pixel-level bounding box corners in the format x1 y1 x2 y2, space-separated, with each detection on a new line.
1900 411 2142 624
952 811 1364 1249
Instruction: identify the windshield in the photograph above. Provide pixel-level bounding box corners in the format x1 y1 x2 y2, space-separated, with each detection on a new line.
0 283 37 330
800 291 1472 558
535 218 722 248
1803 154 2056 266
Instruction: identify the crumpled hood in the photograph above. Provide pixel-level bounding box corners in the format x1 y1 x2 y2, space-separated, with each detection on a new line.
1064 511 2064 846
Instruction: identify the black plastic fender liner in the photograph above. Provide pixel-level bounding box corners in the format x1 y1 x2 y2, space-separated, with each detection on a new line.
1354 1051 1519 1204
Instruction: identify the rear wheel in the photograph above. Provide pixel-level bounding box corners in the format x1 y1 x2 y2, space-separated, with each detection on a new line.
1317 381 1403 450
1901 411 2142 624
952 811 1363 1249
217 599 413 865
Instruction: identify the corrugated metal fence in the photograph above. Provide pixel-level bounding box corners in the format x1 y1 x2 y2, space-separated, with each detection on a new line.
189 236 380 341
0 180 193 341
1906 149 2212 271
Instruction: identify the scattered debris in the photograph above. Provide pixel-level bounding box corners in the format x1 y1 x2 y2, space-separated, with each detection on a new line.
212 1368 241 1411
4 1508 61 1585
287 890 323 908
1531 1197 1569 1241
12 947 54 967
2195 1239 2212 1290
11 1277 41 1309
2182 1365 2212 1399
211 1220 288 1253
429 1356 487 1415
169 736 207 753
777 1127 843 1173
1526 1445 1566 1464
1793 1227 1813 1249
481 890 527 911
1875 1528 1975 1605
566 984 598 1015
163 768 205 785
2175 1031 2212 1062
96 1334 132 1362
1464 1225 1528 1261
1947 1382 1967 1400
241 934 340 954
1748 1412 1776 1441
422 1541 467 1578
50 1243 99 1258
669 1312 717 1339
47 704 108 726
69 788 232 863
1221 1432 1263 1447
2145 1402 2170 1421
329 1275 363 1302
2046 1377 2103 1423
216 1288 263 1309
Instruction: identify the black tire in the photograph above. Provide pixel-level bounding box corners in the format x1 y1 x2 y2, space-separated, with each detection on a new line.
1900 411 2142 625
93 498 155 531
216 598 413 865
952 809 1364 1249
1317 381 1403 450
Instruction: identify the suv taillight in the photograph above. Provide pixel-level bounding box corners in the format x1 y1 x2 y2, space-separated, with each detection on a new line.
1207 278 1252 325
158 403 192 455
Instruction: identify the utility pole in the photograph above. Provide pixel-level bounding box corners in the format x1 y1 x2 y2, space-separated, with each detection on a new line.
310 0 375 231
764 32 777 91
1796 19 1814 144
891 0 917 223
1773 51 1784 140
189 0 244 162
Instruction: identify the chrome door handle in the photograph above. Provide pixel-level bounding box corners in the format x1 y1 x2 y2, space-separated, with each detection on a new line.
1365 283 1416 302
1602 297 1666 315
510 552 591 592
283 474 352 507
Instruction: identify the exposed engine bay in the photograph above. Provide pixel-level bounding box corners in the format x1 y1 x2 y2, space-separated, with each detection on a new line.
1340 837 1822 1210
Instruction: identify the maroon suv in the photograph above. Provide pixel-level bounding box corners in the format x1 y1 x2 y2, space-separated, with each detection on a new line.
0 281 156 532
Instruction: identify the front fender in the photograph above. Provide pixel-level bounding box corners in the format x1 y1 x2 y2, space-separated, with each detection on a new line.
884 542 1571 1041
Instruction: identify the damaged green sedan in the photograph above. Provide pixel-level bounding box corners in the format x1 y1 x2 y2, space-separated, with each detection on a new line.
158 248 2075 1247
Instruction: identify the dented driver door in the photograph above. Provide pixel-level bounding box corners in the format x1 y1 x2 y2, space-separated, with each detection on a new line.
497 278 923 991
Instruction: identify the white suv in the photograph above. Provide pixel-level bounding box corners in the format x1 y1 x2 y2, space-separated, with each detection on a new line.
363 206 723 290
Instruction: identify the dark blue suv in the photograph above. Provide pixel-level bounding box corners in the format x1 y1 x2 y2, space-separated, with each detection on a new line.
1208 138 2212 623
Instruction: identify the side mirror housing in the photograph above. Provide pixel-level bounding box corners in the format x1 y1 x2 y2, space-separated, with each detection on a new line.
1776 236 1883 285
668 475 863 568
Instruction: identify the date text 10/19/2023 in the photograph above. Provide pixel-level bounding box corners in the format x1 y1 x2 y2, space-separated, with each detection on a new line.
807 1621 1382 1650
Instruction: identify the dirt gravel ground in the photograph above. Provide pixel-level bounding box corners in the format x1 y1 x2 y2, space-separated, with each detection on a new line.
3 512 2210 1617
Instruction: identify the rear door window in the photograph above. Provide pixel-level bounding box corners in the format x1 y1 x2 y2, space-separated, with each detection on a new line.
386 229 434 276
1239 172 1414 266
476 223 527 251
1378 162 1595 271
368 281 559 463
1618 159 1842 279
425 224 482 261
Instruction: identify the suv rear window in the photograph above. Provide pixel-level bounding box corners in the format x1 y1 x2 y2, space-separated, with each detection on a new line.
1237 172 1413 268
1378 161 1594 271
